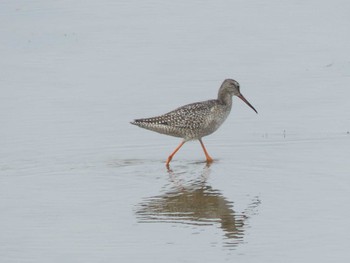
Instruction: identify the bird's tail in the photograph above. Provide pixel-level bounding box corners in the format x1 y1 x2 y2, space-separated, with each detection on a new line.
130 116 169 127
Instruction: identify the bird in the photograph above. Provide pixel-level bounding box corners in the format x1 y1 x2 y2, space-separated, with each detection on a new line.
131 79 258 167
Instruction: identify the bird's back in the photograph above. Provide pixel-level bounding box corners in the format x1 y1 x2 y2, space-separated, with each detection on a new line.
131 99 231 140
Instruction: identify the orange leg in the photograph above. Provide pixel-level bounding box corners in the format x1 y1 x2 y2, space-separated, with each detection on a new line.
166 141 186 167
199 139 213 163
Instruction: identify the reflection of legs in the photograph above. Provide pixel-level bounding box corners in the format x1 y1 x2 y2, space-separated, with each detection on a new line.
199 139 213 163
166 141 185 167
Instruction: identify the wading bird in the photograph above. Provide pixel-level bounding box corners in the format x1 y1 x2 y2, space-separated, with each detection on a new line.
131 79 258 167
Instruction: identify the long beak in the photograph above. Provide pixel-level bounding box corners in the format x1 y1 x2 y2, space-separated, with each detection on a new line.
238 94 258 114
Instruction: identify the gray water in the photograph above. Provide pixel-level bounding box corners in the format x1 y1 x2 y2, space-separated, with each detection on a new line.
1 0 350 262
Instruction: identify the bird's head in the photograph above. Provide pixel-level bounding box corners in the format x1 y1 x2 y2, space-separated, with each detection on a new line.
221 79 241 96
218 79 258 113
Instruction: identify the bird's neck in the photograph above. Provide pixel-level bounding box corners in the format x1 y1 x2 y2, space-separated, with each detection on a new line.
217 92 233 106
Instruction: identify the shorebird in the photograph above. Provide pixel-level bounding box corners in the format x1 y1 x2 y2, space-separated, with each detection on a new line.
131 79 258 167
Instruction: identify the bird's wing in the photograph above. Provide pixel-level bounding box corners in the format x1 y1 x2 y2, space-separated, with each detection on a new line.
163 100 216 129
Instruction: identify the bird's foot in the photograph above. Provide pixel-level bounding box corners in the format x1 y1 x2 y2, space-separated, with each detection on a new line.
206 157 214 164
165 156 172 168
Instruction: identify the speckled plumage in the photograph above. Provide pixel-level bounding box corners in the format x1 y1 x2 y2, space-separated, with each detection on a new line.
131 79 257 166
131 99 231 141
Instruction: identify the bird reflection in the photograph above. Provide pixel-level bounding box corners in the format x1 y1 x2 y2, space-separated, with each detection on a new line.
135 164 260 248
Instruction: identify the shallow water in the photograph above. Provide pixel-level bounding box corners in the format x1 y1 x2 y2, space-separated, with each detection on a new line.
1 0 350 262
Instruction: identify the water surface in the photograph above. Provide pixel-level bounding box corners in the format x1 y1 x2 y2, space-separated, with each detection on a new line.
1 0 350 262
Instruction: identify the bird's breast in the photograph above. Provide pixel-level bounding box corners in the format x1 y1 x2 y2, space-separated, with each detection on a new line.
188 104 231 139
209 104 231 129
